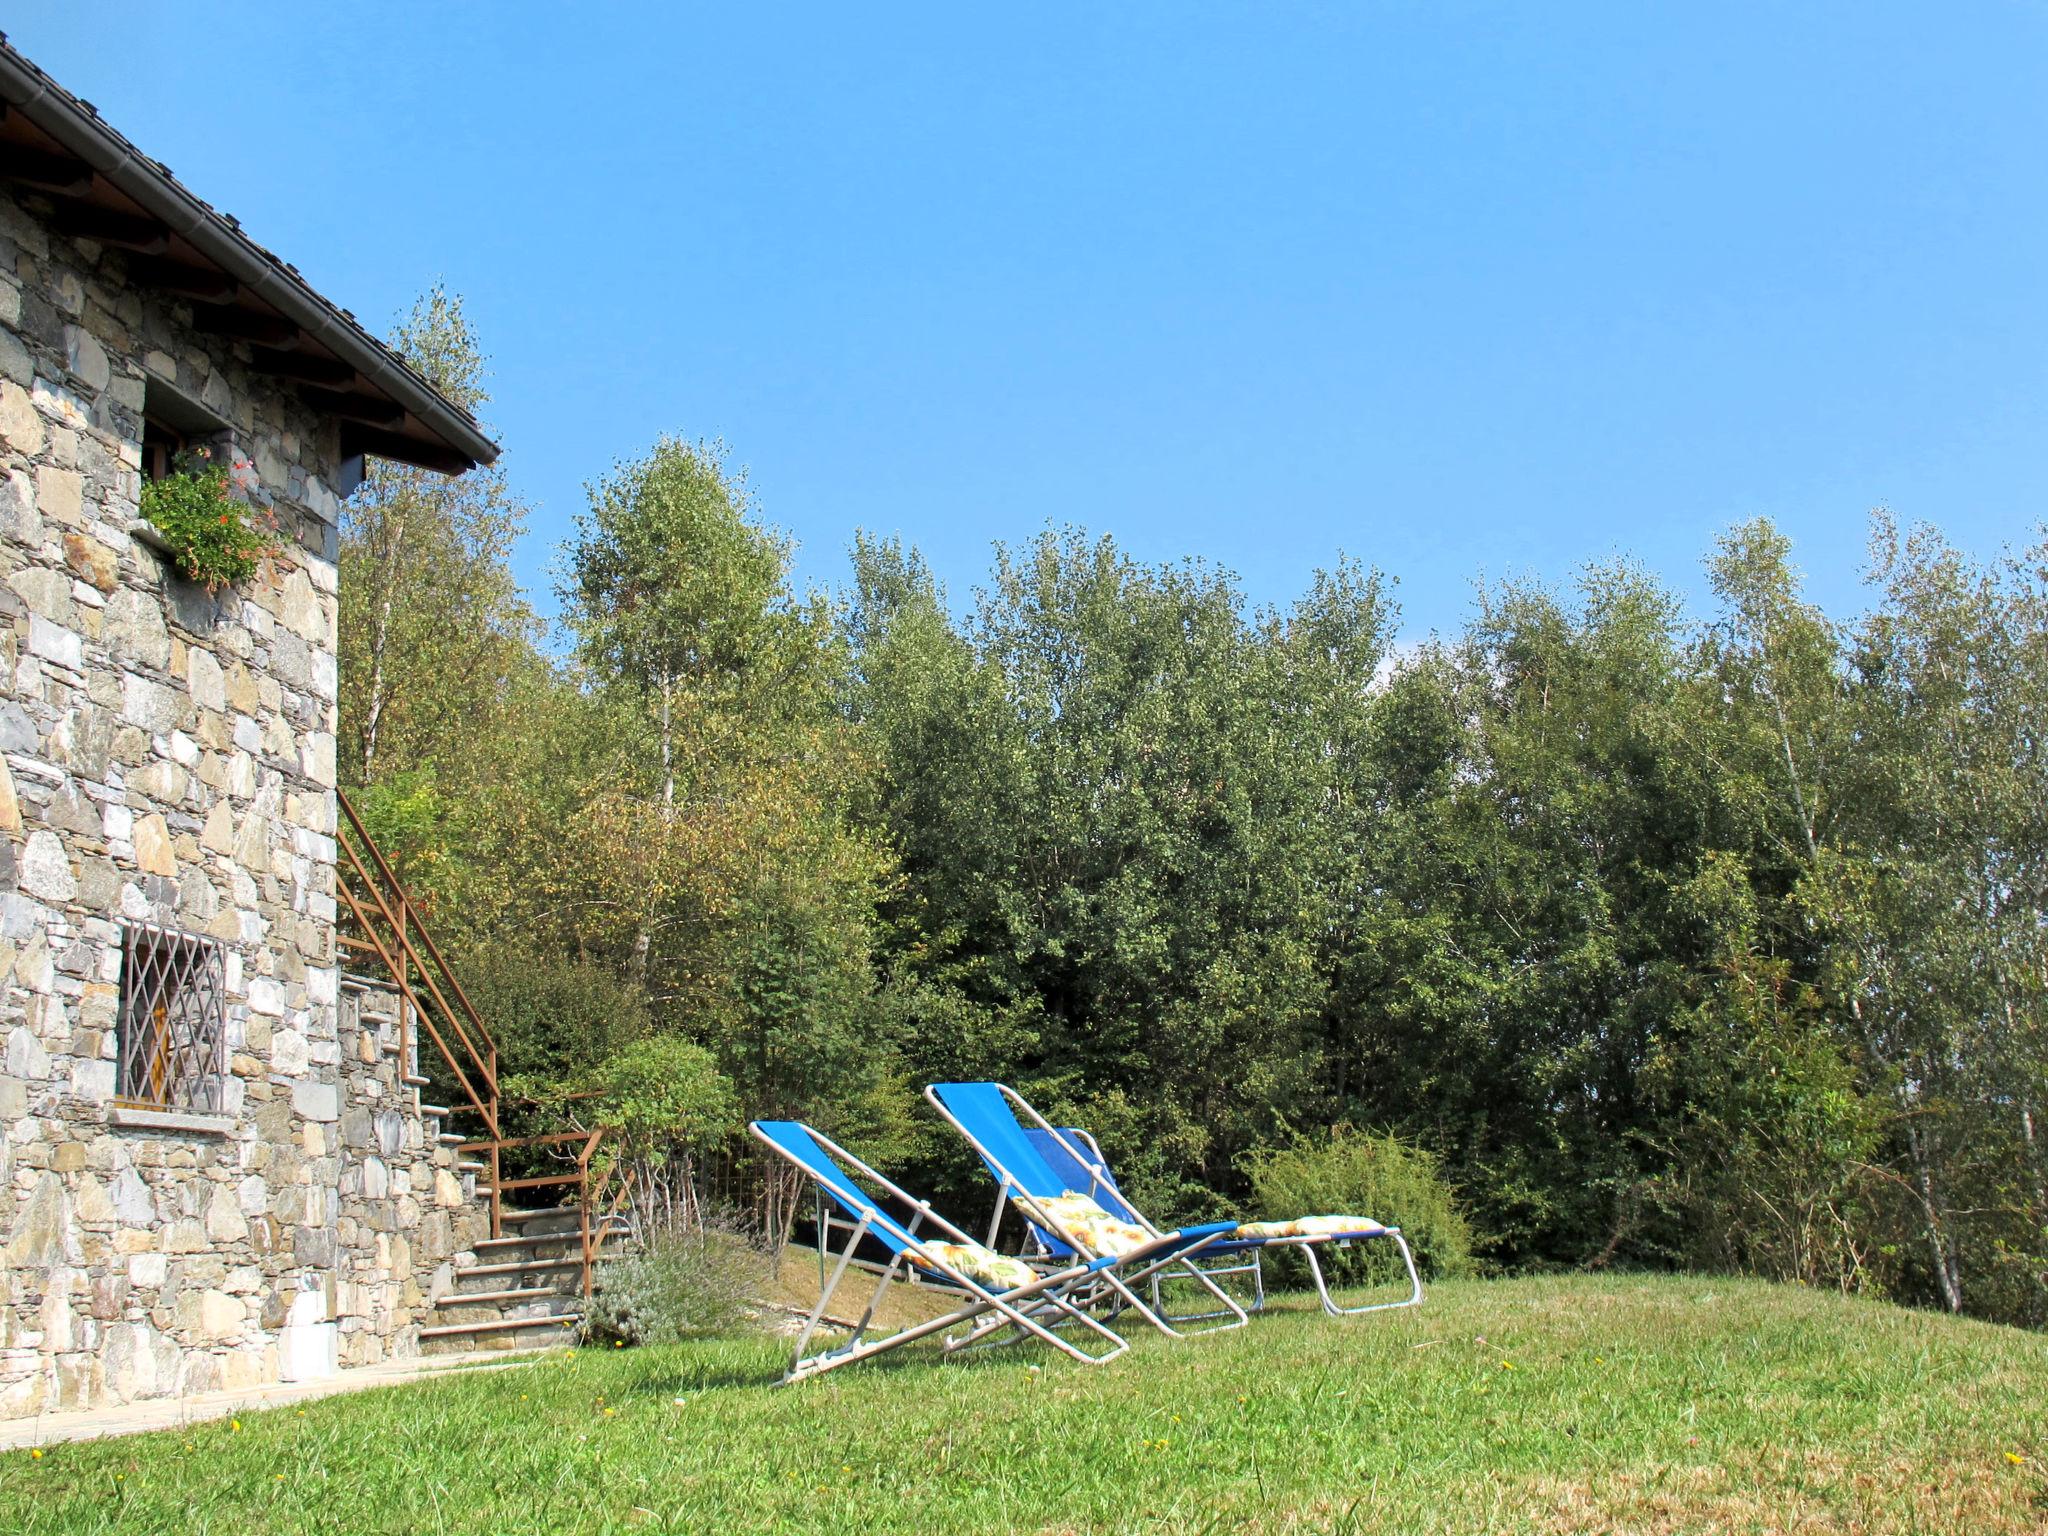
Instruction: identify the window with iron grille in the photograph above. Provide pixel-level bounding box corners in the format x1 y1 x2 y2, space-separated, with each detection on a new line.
117 923 228 1113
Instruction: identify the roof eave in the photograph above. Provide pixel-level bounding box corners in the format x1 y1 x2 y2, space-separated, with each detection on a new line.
0 40 500 472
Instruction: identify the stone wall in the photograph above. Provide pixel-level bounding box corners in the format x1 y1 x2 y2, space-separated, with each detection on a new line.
0 182 420 1418
335 978 486 1367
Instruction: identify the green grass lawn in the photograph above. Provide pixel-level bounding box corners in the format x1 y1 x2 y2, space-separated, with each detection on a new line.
5 1274 2044 1534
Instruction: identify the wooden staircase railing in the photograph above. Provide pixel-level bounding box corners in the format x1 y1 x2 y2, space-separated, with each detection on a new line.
334 789 629 1292
334 786 514 1234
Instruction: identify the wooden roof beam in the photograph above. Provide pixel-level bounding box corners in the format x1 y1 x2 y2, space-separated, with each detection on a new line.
45 198 168 252
186 302 299 346
340 422 474 476
298 386 406 427
247 346 357 387
124 254 237 302
0 144 95 197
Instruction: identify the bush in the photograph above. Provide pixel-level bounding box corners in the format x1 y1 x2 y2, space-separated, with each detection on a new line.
459 946 650 1089
139 447 279 591
580 1223 769 1347
1243 1125 1477 1284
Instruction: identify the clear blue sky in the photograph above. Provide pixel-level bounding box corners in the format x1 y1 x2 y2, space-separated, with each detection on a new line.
14 3 2047 637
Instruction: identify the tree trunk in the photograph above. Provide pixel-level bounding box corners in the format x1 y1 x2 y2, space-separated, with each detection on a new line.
360 502 410 780
660 672 675 819
1906 1121 1964 1313
2023 1103 2047 1218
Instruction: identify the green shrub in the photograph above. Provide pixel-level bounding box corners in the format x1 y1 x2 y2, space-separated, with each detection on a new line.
139 447 279 591
580 1223 768 1347
459 945 650 1089
1243 1125 1477 1284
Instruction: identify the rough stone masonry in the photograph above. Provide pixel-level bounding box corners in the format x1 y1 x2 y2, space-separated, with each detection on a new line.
0 181 479 1420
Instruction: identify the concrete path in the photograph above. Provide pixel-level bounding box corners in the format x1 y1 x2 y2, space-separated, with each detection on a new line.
0 1350 545 1451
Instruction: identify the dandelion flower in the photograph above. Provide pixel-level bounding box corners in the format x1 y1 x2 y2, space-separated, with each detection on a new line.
231 1420 242 1432
30 1449 43 1460
2007 1452 2027 1466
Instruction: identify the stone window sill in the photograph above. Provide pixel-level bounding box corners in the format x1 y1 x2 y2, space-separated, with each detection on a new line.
108 1103 233 1136
126 518 178 560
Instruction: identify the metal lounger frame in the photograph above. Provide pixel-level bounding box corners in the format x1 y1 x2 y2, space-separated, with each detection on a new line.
925 1083 1255 1340
937 1083 1426 1321
749 1121 1228 1383
1056 1125 1267 1322
1056 1119 1424 1318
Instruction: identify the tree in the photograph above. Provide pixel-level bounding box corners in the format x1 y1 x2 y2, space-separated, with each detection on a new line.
337 285 535 788
557 437 894 1149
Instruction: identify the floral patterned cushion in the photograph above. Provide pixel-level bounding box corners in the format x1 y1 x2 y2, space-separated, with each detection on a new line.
909 1239 1039 1292
1235 1214 1386 1239
1029 1191 1156 1258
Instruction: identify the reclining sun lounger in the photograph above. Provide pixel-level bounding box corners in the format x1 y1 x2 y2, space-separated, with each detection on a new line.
925 1082 1424 1320
749 1119 1235 1382
921 1084 1254 1337
1021 1120 1269 1318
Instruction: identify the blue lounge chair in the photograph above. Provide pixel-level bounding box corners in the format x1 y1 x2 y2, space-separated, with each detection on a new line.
920 1084 1253 1337
1024 1121 1270 1318
925 1082 1424 1320
749 1120 1235 1382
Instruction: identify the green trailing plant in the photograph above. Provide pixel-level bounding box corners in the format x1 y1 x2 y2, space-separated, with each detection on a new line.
138 446 279 591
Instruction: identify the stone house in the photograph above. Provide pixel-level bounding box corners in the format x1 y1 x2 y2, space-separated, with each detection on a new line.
0 37 509 1419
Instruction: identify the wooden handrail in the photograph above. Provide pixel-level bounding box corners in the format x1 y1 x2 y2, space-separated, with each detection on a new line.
335 789 637 1293
335 785 504 1233
332 874 497 1137
334 840 498 1123
336 788 498 1061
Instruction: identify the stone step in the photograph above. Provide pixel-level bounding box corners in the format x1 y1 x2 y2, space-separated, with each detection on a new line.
418 1313 583 1343
460 1256 587 1281
501 1203 586 1223
427 1290 579 1324
434 1284 568 1309
469 1225 632 1255
491 1204 612 1237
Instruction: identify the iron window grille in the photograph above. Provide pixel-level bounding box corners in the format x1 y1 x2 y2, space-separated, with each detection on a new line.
117 922 228 1113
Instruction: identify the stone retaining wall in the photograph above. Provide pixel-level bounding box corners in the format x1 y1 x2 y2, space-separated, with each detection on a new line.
335 979 486 1366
